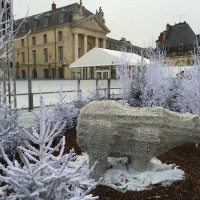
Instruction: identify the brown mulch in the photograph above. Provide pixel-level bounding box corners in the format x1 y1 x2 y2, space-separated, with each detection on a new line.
65 128 200 200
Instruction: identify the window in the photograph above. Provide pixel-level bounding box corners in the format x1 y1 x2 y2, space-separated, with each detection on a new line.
58 31 63 41
44 68 49 78
178 44 184 51
58 67 64 78
21 70 26 79
58 46 63 61
44 16 49 27
44 48 48 63
21 39 24 47
43 34 47 43
21 23 26 32
21 52 25 63
32 50 36 63
166 46 170 52
33 20 38 29
59 12 65 23
32 69 37 79
32 36 36 45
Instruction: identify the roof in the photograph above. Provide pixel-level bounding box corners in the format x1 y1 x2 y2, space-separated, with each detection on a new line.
14 3 93 35
69 47 149 68
158 22 196 49
106 37 144 56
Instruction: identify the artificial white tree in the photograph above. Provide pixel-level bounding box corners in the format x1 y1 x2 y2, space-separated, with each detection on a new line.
173 60 200 115
87 85 107 102
71 90 88 120
0 96 22 158
53 86 76 131
115 48 133 103
140 49 172 108
0 96 100 199
116 47 173 108
0 0 26 159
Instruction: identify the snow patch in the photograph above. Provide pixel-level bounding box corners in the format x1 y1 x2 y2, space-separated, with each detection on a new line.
69 154 185 192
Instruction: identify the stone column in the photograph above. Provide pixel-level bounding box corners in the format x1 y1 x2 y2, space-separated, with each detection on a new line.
87 67 90 78
95 37 99 47
84 34 87 54
102 38 106 48
81 67 84 78
74 33 78 60
94 66 96 78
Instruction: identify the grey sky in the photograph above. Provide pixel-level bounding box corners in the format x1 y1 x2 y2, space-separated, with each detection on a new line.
13 0 200 48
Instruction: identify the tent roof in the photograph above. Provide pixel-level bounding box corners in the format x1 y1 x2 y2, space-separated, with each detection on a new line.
69 47 149 68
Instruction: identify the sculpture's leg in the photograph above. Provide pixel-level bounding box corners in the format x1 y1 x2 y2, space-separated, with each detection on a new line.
89 153 108 180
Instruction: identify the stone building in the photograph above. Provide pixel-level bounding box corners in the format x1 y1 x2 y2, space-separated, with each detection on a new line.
14 1 110 79
156 21 199 66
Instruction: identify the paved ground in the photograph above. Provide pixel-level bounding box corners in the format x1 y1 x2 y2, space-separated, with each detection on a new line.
18 109 38 128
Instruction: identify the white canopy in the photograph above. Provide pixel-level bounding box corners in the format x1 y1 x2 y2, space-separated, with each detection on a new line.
69 47 149 68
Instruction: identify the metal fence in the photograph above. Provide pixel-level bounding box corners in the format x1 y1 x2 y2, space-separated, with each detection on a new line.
14 78 120 111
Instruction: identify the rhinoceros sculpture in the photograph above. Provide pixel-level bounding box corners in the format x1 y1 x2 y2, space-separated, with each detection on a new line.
77 100 200 179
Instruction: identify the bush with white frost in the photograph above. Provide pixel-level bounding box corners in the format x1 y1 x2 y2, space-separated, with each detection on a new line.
52 87 76 131
0 97 22 158
117 48 173 109
0 96 100 200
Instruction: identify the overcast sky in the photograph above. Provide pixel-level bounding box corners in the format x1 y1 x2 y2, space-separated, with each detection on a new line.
13 0 200 48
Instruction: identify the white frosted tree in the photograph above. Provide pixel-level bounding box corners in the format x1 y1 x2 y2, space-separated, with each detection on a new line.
116 47 172 108
52 86 76 131
0 96 99 199
87 85 107 102
126 54 147 107
173 57 200 115
71 90 88 120
140 49 172 108
0 0 25 159
115 48 134 102
0 96 22 158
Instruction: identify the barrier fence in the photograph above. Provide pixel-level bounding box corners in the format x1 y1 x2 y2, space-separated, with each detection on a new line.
14 78 120 111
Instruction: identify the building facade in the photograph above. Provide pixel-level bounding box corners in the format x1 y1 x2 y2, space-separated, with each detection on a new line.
14 1 110 79
156 22 199 66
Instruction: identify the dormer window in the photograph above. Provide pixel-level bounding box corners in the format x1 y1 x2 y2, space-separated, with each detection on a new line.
33 19 39 29
21 23 26 32
43 15 50 27
166 45 170 52
59 12 65 23
178 43 184 51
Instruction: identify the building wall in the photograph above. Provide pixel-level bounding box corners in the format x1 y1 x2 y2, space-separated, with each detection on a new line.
14 3 109 79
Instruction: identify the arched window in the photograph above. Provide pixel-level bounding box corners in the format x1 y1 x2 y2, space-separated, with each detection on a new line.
21 70 26 79
58 67 64 78
32 69 37 79
43 68 49 79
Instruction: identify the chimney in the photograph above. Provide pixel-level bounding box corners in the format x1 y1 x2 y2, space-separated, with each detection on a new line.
52 1 56 11
166 23 170 31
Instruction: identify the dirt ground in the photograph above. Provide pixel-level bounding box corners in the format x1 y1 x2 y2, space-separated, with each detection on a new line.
66 128 200 200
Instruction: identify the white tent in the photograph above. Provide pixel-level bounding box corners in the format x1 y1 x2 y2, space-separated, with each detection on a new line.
69 47 149 68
